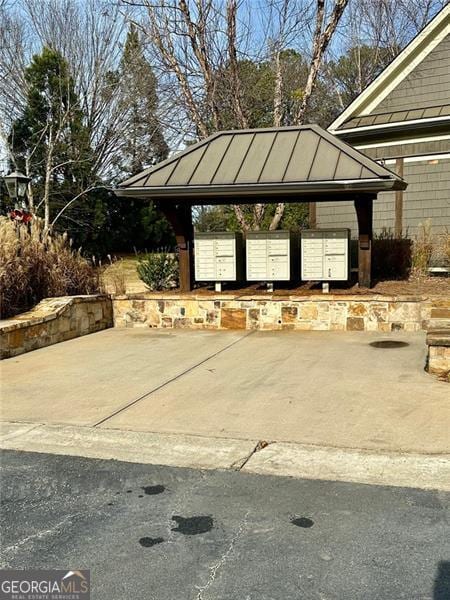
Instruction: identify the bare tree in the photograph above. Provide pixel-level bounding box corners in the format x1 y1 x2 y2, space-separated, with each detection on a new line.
122 1 286 229
355 0 447 62
324 0 447 112
294 0 348 124
226 0 248 129
4 0 440 234
0 0 165 231
122 0 349 230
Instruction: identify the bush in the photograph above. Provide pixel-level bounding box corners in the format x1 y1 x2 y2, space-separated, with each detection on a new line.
137 252 179 291
372 228 412 280
0 217 99 319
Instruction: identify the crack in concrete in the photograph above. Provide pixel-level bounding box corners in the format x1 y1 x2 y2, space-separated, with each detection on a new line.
231 440 273 471
93 331 254 427
194 511 249 600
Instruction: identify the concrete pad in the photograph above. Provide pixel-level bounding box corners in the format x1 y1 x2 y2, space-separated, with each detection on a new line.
0 423 257 470
243 442 450 491
101 330 449 454
0 328 246 426
2 328 449 457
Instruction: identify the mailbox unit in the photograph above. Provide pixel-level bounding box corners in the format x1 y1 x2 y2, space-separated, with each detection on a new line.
246 231 297 282
194 232 244 282
301 229 350 281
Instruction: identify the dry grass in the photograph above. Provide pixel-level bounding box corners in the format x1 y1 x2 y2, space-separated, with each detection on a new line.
411 220 434 276
430 228 450 268
101 255 147 294
0 217 99 319
410 221 450 280
99 257 128 295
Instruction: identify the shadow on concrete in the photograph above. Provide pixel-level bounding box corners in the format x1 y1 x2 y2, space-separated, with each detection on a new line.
434 561 450 599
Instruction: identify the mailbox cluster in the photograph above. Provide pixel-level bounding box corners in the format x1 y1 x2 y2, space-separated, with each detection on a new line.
194 229 349 285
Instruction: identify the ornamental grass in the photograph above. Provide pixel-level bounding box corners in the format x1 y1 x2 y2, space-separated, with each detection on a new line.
0 217 99 319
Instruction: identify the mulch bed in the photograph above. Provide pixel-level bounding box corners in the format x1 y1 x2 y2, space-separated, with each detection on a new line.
190 276 450 297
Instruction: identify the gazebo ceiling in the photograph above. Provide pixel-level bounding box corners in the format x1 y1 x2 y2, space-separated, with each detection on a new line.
115 124 406 203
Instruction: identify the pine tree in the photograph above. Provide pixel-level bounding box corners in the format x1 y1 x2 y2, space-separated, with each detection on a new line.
119 25 168 176
10 46 91 226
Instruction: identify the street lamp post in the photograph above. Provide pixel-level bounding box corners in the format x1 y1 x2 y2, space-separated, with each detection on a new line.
3 171 33 224
3 171 31 205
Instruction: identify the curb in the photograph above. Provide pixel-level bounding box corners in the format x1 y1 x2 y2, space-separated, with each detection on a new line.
1 422 449 491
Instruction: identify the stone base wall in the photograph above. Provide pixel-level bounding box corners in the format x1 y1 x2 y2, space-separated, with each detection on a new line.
428 346 450 379
113 294 448 333
0 295 113 359
426 329 450 381
3 293 447 360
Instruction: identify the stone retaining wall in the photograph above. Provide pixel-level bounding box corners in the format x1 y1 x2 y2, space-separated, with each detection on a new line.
113 294 448 333
0 295 113 359
3 293 448 360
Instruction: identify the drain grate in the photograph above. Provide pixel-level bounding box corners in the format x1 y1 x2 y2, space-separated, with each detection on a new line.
370 340 409 349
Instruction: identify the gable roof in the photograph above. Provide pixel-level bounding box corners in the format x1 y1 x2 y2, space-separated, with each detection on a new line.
329 5 450 134
116 125 405 202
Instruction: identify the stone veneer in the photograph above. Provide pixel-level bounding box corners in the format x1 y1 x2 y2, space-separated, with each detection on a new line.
0 295 113 359
426 329 450 381
113 293 449 333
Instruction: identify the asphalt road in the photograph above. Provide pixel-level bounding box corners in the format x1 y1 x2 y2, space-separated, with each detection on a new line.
1 450 449 600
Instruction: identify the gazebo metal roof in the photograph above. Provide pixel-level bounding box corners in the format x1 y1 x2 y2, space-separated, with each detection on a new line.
116 124 406 203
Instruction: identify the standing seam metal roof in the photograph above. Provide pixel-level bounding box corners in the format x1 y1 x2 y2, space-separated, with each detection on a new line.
117 125 405 196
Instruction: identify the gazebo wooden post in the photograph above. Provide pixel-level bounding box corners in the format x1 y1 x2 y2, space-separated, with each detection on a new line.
354 196 374 288
309 202 317 228
159 202 194 292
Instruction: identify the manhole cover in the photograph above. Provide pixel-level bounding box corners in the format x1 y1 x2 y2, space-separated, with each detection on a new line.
370 340 409 349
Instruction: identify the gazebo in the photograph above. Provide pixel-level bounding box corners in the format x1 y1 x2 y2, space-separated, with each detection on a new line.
115 124 406 291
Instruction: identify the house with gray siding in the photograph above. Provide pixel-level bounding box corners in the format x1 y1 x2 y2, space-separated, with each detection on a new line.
318 5 450 237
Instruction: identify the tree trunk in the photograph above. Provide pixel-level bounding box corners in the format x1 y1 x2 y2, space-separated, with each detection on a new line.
43 126 54 231
25 154 34 213
273 49 283 128
233 205 249 232
269 202 285 230
295 0 348 124
227 0 248 128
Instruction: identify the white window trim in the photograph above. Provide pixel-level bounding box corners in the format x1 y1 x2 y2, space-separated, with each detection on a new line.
383 153 450 165
355 134 450 150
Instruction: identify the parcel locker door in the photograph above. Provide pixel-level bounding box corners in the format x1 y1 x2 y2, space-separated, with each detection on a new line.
216 257 235 280
324 255 346 280
268 256 289 279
